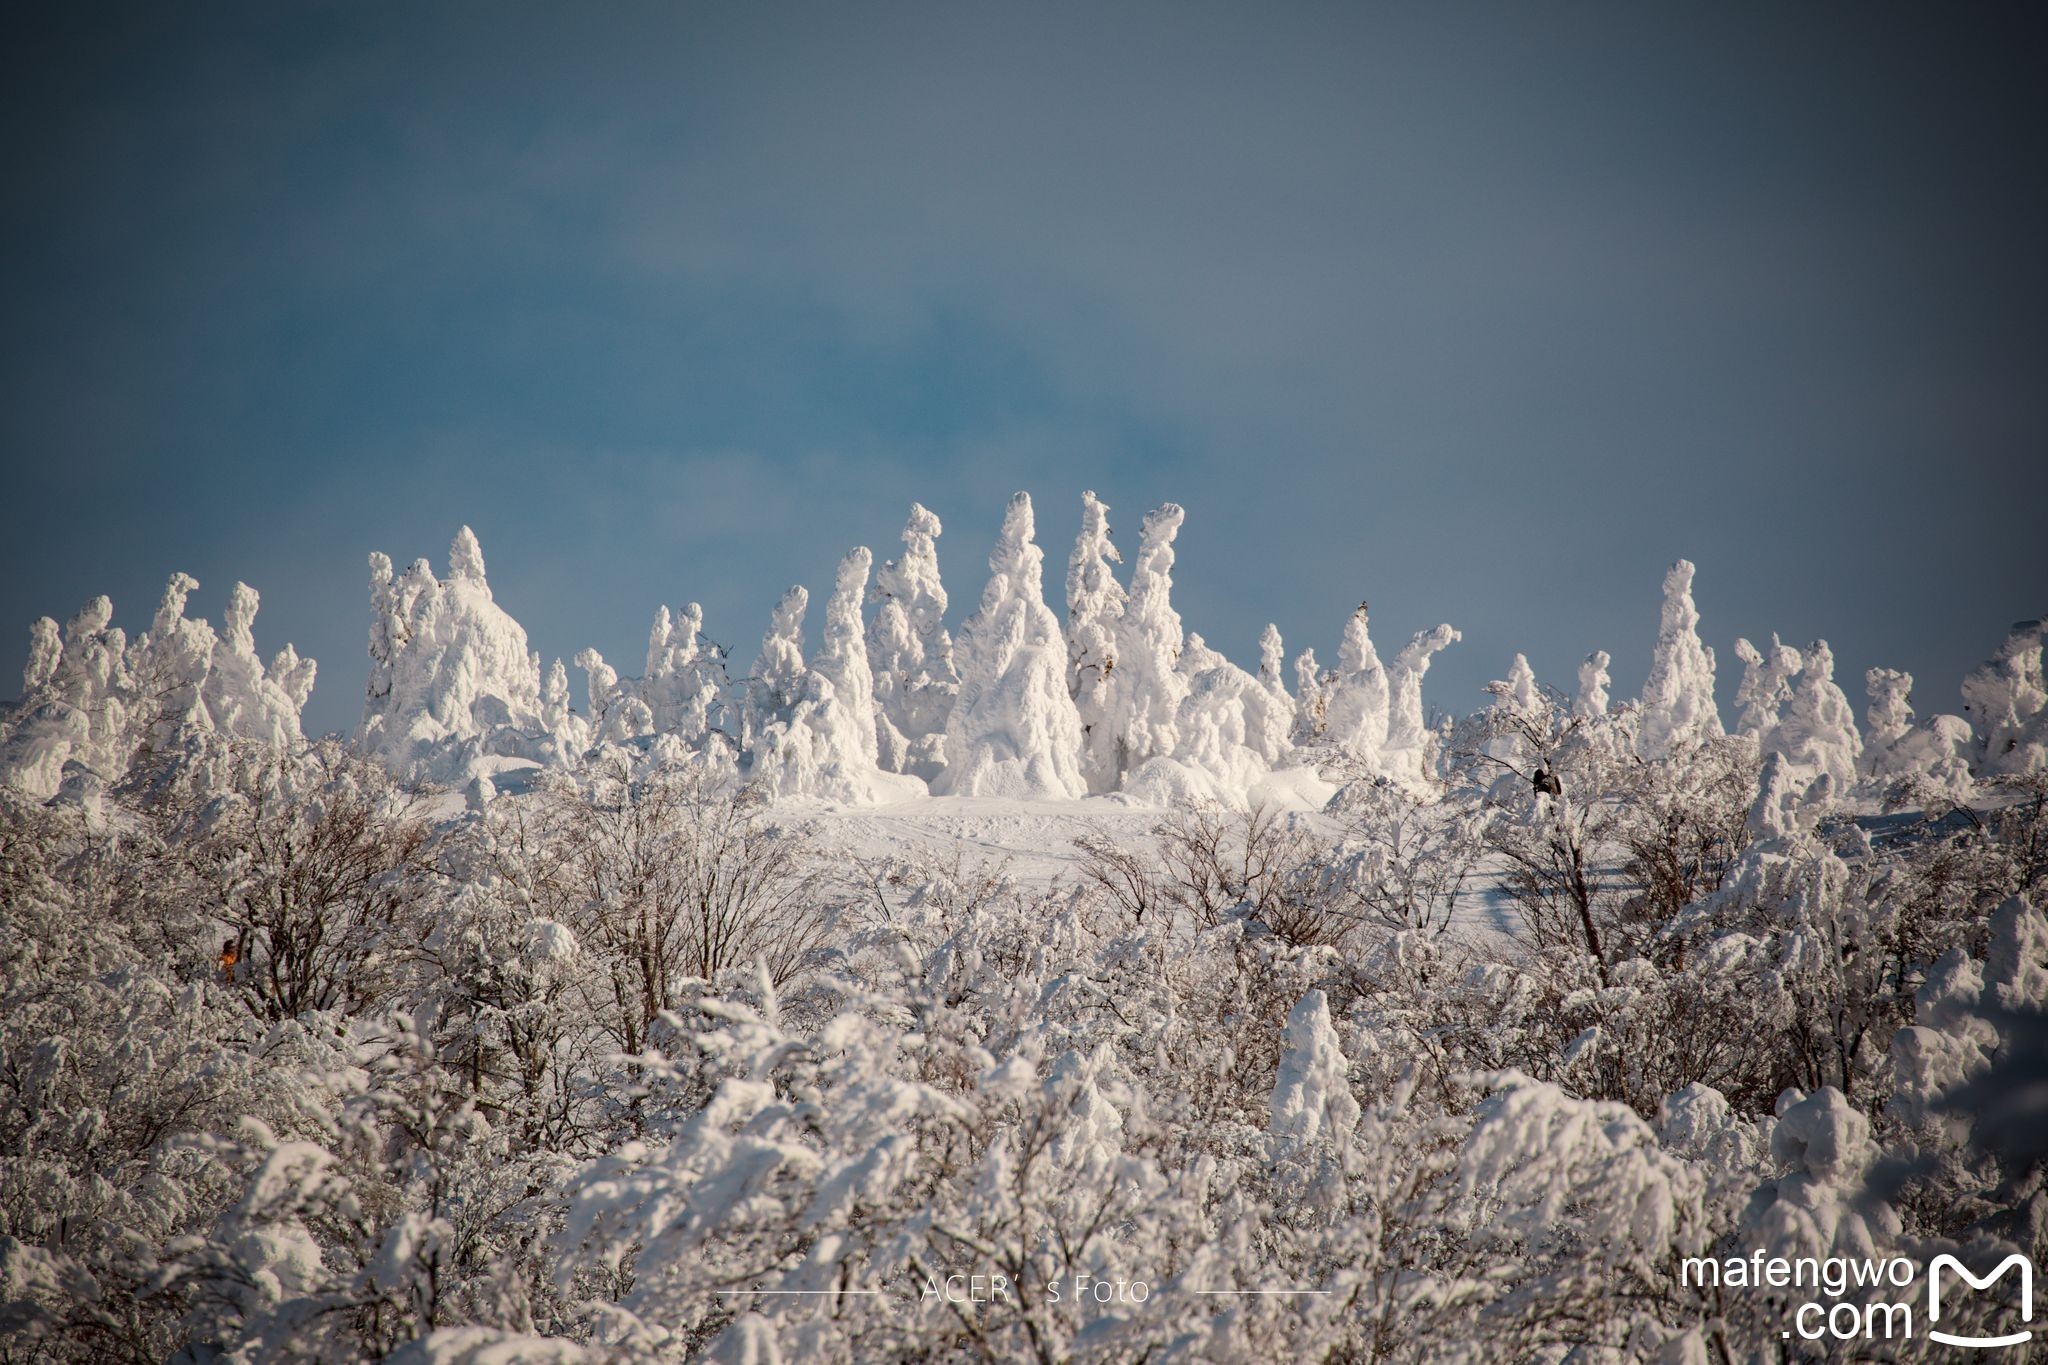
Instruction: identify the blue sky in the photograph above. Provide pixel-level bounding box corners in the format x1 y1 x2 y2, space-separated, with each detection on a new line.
3 2 2043 739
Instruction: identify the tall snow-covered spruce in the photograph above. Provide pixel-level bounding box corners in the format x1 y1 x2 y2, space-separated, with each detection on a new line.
1636 558 1724 759
867 503 958 782
1065 490 1127 794
933 492 1087 800
1324 604 1390 764
1106 502 1190 785
1768 639 1862 792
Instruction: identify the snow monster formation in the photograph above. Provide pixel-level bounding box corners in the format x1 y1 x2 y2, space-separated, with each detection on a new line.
359 527 552 785
9 496 2039 812
1962 618 2048 776
932 492 1088 800
0 574 313 800
867 503 958 784
1636 558 1723 760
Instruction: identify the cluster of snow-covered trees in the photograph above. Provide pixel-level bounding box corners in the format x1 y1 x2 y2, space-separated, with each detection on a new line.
9 491 2039 816
2 497 2046 1362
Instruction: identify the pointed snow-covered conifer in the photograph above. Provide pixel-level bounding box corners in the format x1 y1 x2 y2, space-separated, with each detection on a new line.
867 504 958 782
1066 491 1127 793
539 657 588 755
1106 503 1189 783
1258 624 1288 700
1575 649 1612 718
1636 559 1723 759
1323 604 1391 763
639 601 725 745
811 547 882 767
871 503 954 676
867 600 922 774
449 524 488 582
932 493 1087 800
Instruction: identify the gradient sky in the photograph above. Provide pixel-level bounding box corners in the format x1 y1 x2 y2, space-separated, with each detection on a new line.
3 2 2043 740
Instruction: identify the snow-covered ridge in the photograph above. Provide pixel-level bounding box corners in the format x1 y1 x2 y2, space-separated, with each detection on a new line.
3 499 2043 804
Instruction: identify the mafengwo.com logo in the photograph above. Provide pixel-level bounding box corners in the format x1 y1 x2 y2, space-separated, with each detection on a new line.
1929 1254 2033 1350
1682 1250 2034 1348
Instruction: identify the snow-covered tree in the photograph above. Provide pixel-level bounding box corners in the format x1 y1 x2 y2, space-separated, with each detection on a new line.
1961 616 2047 775
812 547 880 765
1575 648 1611 718
1637 559 1723 759
1104 503 1189 784
1767 639 1861 792
933 492 1087 799
750 546 922 803
1066 490 1127 793
743 585 809 750
1269 988 1359 1152
359 528 548 784
641 602 725 745
1861 666 1974 796
539 657 584 753
867 503 958 783
1731 634 1801 742
575 646 653 746
1323 605 1390 764
1126 630 1295 807
745 551 941 804
1259 623 1288 699
1384 623 1459 779
1291 646 1329 743
1479 653 1543 771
